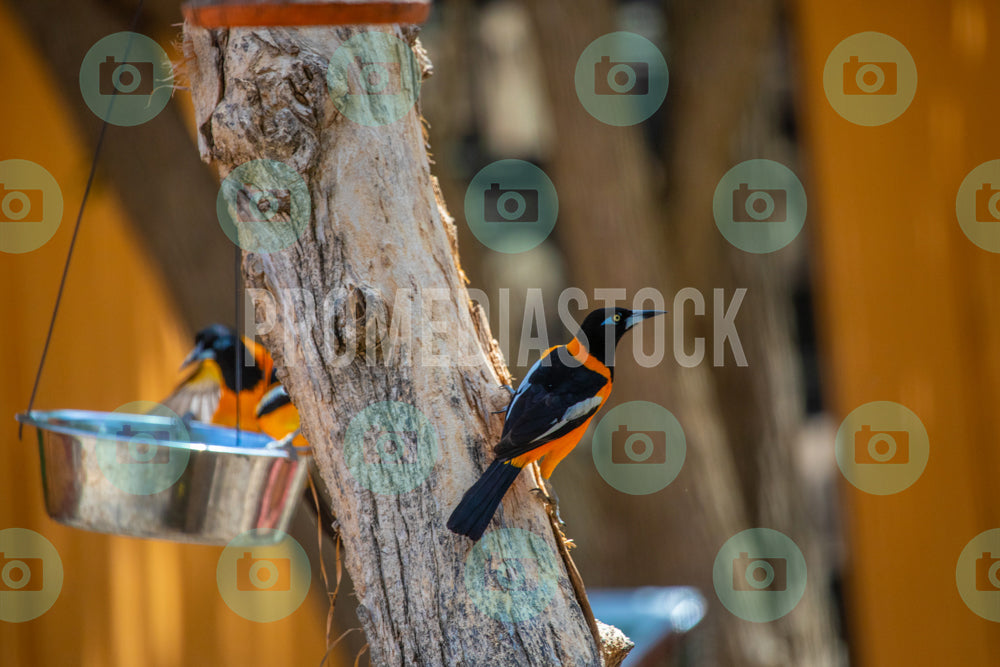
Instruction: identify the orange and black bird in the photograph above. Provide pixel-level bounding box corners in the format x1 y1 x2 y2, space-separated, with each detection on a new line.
447 307 666 540
163 324 275 430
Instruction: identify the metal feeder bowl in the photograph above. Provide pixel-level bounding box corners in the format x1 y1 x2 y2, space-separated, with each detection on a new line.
16 410 312 545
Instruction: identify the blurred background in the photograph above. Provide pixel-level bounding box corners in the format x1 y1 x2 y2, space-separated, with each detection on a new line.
2 0 999 665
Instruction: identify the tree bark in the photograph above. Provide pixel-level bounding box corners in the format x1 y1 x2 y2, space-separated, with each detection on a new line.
183 19 620 667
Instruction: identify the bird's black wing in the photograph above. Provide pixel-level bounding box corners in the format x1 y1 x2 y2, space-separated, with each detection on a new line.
255 384 290 419
493 347 609 461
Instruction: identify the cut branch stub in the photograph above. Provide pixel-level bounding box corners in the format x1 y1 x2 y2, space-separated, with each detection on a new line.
184 20 613 666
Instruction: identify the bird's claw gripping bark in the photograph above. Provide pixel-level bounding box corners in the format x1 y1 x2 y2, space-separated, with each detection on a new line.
530 482 566 529
491 385 516 414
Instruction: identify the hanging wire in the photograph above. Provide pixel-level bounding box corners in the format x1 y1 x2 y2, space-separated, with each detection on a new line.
20 0 146 439
234 243 242 447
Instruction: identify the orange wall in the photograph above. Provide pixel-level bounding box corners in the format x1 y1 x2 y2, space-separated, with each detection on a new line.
795 0 1000 664
0 4 329 664
8 0 1000 664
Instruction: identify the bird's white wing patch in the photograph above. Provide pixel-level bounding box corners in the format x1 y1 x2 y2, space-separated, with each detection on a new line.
530 395 603 443
562 395 604 422
162 371 221 422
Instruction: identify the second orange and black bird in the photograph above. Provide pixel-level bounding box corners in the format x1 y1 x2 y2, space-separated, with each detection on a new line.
447 307 666 541
164 324 275 430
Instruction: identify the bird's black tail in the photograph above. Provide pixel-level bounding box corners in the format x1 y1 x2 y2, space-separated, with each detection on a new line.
447 460 522 541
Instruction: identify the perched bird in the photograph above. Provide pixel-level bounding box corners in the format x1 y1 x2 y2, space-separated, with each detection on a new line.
447 307 666 540
163 324 275 430
255 383 308 448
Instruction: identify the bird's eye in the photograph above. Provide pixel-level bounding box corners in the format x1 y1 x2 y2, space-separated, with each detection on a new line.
614 314 621 322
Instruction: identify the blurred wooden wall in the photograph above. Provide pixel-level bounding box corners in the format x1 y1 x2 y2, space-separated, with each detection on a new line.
795 0 1000 664
0 3 331 664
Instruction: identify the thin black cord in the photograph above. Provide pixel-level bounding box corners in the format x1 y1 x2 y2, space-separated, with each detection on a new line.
235 243 242 448
20 1 146 440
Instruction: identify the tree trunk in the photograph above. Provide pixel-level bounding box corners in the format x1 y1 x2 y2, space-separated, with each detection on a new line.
182 18 624 667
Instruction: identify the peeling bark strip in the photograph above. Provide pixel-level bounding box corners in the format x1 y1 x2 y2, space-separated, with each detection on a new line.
182 1 433 28
183 17 626 667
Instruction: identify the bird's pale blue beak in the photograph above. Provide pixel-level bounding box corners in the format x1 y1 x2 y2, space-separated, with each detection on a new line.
625 310 668 330
180 343 212 370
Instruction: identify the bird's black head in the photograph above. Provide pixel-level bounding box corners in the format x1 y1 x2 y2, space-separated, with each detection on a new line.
182 324 238 367
576 307 667 367
181 324 263 391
